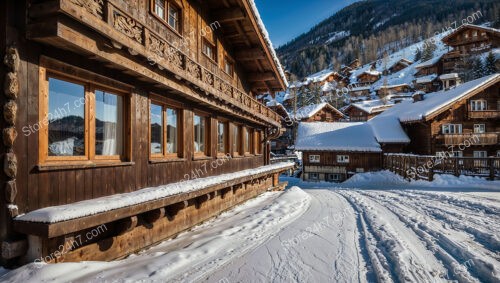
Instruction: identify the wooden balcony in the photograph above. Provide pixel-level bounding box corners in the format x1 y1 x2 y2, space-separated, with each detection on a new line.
469 110 500 119
445 35 489 46
438 133 499 146
27 0 282 127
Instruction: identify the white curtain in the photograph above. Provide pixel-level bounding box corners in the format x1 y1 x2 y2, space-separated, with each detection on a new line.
101 94 123 155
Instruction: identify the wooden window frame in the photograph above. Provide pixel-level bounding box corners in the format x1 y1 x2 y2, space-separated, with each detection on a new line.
473 124 486 134
243 127 253 156
202 39 217 62
337 155 350 164
223 56 234 77
442 124 462 134
309 173 319 180
216 120 228 156
470 100 487 111
39 69 131 165
193 112 210 158
149 95 183 161
309 155 320 163
150 0 183 35
231 123 241 157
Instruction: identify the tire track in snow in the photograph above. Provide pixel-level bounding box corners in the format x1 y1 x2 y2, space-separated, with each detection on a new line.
356 190 499 283
337 190 447 283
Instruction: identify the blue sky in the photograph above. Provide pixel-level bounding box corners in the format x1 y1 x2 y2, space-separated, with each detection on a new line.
255 0 360 47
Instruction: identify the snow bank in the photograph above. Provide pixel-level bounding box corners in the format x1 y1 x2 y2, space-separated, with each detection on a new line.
342 170 500 190
1 187 311 283
16 162 294 223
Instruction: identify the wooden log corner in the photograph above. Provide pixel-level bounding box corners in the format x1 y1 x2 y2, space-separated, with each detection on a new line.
1 239 28 260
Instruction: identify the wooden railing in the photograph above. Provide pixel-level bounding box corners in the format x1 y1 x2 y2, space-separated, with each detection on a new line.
437 133 498 146
468 110 500 119
30 0 281 126
384 154 500 181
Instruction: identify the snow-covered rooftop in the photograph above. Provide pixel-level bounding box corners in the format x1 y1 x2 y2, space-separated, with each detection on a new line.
439 73 459 80
415 74 438 84
293 102 340 119
351 100 394 114
304 69 336 84
295 122 382 152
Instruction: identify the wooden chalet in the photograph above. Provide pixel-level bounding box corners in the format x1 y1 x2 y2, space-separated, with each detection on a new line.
387 58 413 74
376 84 411 97
0 0 293 265
296 122 383 182
441 25 500 74
267 101 293 154
340 59 361 76
370 74 500 157
414 56 443 77
414 75 440 93
439 73 461 90
356 70 381 85
294 102 345 123
344 100 393 122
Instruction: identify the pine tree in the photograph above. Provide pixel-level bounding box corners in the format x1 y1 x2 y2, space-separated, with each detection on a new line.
421 40 437 62
484 51 497 75
414 48 422 62
471 58 484 80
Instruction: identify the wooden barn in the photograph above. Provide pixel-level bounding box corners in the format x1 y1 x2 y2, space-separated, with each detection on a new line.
0 0 293 265
293 102 345 123
295 122 383 182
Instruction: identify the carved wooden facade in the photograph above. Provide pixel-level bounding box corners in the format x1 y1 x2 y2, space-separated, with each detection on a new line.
0 0 290 265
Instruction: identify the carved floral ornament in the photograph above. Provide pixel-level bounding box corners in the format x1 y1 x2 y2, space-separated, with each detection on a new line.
70 0 104 18
113 11 143 44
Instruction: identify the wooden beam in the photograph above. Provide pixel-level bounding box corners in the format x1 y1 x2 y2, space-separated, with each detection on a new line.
248 72 276 82
1 240 28 260
213 7 246 23
235 48 266 60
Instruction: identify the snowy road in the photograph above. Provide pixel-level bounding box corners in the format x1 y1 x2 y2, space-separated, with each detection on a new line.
2 173 500 283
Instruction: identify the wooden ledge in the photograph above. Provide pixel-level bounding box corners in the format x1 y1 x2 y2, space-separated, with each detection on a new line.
14 164 293 238
36 161 135 172
149 158 187 164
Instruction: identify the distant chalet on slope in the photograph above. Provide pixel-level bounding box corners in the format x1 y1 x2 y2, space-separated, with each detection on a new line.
297 74 500 182
0 0 293 265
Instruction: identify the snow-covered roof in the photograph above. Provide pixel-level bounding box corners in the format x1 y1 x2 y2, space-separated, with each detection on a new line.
350 86 372 92
283 92 294 101
442 24 500 44
295 122 382 152
304 69 336 84
415 55 442 69
248 0 288 87
415 74 438 84
293 102 343 119
376 83 410 90
359 70 381 77
351 100 394 114
439 73 459 80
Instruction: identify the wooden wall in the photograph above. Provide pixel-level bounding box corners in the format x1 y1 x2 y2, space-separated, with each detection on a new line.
5 1 268 216
303 151 382 172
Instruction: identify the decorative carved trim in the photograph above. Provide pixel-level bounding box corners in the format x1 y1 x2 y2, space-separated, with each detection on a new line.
186 59 201 80
4 72 19 99
113 11 143 44
70 0 104 19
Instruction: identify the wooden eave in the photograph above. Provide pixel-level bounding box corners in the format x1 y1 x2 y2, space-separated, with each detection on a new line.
205 0 287 93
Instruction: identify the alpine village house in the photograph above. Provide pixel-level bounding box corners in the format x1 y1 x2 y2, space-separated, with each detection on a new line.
297 74 500 182
0 0 293 265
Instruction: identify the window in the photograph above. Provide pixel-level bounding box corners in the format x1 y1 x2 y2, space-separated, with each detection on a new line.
95 90 123 157
474 151 488 167
255 131 263 155
217 121 227 154
327 174 341 182
472 30 478 37
150 102 180 158
474 124 486 134
309 155 320 163
337 155 349 163
442 124 462 134
152 0 181 33
474 151 487 158
497 150 500 157
43 75 128 163
224 57 234 76
471 100 487 111
194 114 207 155
309 173 319 180
232 124 241 156
202 40 216 61
244 128 253 154
167 3 180 31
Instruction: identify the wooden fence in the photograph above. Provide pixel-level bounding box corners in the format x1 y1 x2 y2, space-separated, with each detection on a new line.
383 154 500 181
